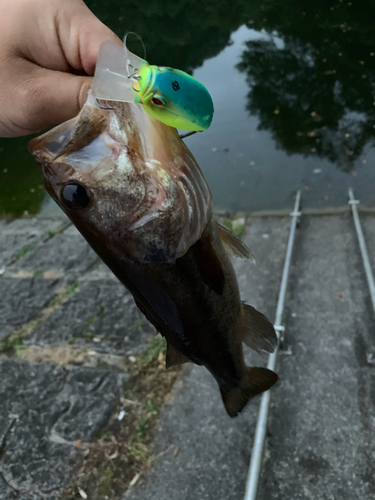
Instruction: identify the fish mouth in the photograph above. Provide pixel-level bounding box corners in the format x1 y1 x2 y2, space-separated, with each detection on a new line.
28 121 73 163
28 101 107 164
29 125 75 163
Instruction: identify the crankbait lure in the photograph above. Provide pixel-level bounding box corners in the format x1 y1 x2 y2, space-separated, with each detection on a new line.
92 36 214 131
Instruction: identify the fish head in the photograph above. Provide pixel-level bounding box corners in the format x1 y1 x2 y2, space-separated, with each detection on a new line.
28 92 211 263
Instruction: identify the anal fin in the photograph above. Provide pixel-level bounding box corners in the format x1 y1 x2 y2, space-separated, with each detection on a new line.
241 303 278 354
217 223 255 262
166 342 191 368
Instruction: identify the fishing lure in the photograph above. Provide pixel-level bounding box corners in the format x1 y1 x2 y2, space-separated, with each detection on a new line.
92 36 214 131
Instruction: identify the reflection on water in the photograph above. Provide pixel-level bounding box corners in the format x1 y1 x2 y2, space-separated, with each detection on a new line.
1 0 375 216
87 0 247 73
0 134 45 218
237 4 375 172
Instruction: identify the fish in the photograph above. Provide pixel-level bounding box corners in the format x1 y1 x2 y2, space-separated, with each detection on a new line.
92 39 214 131
28 92 278 418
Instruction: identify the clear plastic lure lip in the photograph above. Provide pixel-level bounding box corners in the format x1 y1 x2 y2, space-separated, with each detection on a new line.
91 40 146 103
92 34 150 103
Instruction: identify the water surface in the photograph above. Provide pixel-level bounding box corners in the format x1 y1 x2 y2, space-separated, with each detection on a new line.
1 0 375 216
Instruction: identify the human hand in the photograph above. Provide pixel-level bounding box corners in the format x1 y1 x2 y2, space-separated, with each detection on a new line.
0 0 121 137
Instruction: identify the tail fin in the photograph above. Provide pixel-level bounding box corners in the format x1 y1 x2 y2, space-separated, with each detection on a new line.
220 367 278 418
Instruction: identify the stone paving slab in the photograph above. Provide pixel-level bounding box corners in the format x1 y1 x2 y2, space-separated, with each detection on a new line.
27 278 155 355
0 359 127 499
0 277 60 341
0 216 136 499
6 227 99 278
0 218 68 268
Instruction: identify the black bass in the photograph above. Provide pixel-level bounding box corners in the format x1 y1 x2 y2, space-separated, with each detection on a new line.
29 92 277 417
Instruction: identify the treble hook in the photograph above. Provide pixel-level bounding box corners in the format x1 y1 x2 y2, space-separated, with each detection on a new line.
96 99 115 110
179 131 199 139
129 73 142 93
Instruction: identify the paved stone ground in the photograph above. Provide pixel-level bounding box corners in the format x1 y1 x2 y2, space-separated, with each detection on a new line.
1 209 375 499
0 217 154 499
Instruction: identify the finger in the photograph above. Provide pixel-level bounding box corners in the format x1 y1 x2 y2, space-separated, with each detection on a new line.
8 0 122 75
10 67 93 135
59 0 123 75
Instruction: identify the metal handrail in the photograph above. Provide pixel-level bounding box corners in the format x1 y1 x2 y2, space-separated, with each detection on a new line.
244 190 301 500
348 187 375 317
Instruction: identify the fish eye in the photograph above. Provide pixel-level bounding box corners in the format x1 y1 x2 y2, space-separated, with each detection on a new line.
61 182 90 210
152 96 166 106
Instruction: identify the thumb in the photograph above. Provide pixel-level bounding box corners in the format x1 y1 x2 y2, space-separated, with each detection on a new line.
13 68 93 136
57 0 123 75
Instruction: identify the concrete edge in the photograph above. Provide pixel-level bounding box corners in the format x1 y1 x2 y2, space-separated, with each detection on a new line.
1 206 375 225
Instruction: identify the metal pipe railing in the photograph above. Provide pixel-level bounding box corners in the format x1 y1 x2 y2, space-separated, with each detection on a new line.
348 187 375 317
244 190 301 500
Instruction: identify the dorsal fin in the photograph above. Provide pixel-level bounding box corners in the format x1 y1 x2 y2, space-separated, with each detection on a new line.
166 342 191 368
241 303 277 354
217 224 255 262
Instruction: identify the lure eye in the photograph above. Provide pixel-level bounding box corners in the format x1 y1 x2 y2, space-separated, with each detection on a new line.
61 182 90 210
152 96 166 106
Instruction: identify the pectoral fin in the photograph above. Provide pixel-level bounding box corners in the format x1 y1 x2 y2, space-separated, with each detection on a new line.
166 342 191 368
217 224 255 262
191 236 225 295
220 366 278 418
241 303 278 354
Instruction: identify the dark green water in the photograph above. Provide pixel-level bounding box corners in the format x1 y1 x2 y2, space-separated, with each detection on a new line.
1 0 375 217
